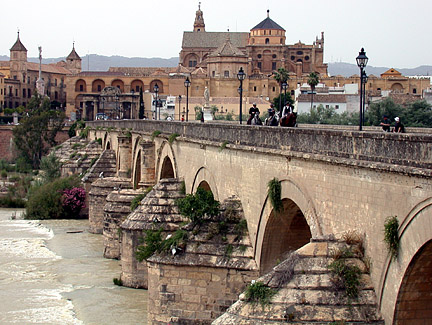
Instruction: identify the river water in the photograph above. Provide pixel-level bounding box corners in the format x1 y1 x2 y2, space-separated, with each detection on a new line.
0 209 148 324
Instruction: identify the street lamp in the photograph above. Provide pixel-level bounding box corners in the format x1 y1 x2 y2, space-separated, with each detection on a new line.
356 48 368 131
184 77 191 122
153 83 159 120
237 67 246 124
178 95 182 121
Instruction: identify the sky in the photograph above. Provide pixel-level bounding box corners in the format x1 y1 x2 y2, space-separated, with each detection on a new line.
2 0 431 69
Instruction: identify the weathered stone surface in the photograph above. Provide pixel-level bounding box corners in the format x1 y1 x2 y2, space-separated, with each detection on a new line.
88 177 132 234
120 178 187 289
213 240 384 324
103 189 140 259
146 196 260 325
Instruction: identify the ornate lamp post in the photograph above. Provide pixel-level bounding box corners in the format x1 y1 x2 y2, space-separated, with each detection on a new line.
153 83 159 120
356 48 368 131
184 77 191 122
237 67 246 124
178 95 182 121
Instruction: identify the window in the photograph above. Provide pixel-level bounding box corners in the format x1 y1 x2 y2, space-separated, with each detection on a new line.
15 89 18 96
291 90 295 95
326 105 329 109
188 60 197 67
297 51 303 55
136 86 140 92
55 79 57 86
212 71 215 77
28 89 31 97
377 88 381 91
413 88 417 94
55 91 58 100
253 86 257 91
79 85 83 91
272 54 277 59
280 38 283 44
257 62 262 69
265 38 270 44
291 56 295 60
335 105 339 109
27 77 30 84
80 102 83 108
272 62 276 70
257 54 262 59
305 56 309 61
97 85 102 92
269 30 271 35
23 89 26 98
272 86 276 92
13 75 17 80
224 70 229 78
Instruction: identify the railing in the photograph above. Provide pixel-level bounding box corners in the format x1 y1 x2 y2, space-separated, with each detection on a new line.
87 120 432 170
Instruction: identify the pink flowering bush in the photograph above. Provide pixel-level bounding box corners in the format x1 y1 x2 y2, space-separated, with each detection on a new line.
62 187 86 217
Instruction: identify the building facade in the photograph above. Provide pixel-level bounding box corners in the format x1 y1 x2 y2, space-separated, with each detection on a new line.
0 33 78 109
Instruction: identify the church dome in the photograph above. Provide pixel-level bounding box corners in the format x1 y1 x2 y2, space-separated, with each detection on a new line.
251 10 285 31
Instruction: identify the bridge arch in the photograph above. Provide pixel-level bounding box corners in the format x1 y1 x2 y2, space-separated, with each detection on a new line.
379 198 432 323
156 141 177 181
191 167 219 200
254 178 321 272
132 136 142 188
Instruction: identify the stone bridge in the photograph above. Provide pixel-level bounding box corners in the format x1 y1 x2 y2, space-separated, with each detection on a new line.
85 120 432 324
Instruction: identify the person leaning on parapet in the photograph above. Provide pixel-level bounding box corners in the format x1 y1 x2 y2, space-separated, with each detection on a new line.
380 115 391 132
393 116 405 133
247 103 260 125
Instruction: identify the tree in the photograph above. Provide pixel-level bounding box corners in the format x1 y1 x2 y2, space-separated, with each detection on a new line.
13 92 65 169
210 105 218 119
272 93 294 112
273 67 290 112
307 72 320 109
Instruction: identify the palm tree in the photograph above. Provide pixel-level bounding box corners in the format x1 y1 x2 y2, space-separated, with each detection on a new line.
307 72 319 110
273 67 289 112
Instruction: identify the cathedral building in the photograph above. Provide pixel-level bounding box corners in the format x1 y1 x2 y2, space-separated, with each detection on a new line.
1 5 429 120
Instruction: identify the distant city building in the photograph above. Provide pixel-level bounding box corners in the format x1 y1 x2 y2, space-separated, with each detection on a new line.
0 6 430 120
0 32 78 109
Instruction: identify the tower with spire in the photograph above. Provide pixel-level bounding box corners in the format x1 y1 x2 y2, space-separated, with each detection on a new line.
66 42 82 74
9 31 28 82
193 2 205 32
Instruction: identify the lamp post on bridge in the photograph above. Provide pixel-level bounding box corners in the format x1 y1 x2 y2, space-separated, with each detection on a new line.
237 67 246 124
356 48 368 131
184 77 191 122
153 83 159 120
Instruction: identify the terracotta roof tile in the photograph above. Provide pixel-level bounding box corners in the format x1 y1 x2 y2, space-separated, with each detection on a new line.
182 31 248 49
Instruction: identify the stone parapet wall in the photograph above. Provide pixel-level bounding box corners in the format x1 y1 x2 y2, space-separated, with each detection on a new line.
87 120 432 170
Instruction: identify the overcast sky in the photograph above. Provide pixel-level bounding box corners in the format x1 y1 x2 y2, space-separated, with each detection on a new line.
2 0 430 68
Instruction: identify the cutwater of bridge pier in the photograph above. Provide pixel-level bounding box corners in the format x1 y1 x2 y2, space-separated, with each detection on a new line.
79 120 432 324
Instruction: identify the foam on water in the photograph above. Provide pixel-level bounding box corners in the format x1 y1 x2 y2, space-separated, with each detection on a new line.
0 213 80 324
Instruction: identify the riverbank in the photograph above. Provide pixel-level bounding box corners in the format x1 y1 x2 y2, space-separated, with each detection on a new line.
0 209 148 324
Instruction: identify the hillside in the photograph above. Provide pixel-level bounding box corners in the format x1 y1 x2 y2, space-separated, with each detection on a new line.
1 54 431 77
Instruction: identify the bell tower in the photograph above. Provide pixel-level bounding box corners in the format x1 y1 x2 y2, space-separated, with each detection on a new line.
10 31 28 81
66 42 82 74
193 2 205 32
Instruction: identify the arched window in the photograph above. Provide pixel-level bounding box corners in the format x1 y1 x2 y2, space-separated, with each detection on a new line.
265 38 270 44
